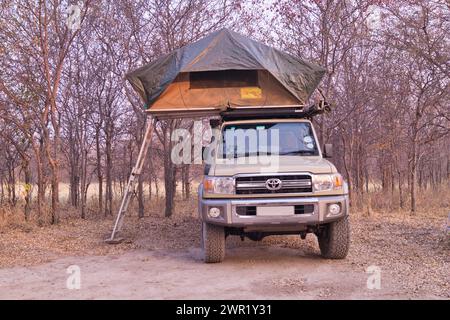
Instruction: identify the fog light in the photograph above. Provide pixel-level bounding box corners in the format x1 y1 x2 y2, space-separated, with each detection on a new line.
328 204 341 215
208 207 221 218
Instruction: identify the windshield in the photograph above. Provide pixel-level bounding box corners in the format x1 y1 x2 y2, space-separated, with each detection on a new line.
220 122 319 158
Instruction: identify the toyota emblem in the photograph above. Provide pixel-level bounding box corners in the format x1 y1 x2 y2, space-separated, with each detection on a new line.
265 178 282 191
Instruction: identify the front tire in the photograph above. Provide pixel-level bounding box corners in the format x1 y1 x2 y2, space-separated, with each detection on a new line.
201 222 225 263
318 216 350 259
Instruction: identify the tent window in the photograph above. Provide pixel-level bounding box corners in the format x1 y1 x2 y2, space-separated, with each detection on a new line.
189 70 258 89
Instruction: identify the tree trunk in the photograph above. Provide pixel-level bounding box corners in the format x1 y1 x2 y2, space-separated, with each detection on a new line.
183 165 191 200
148 173 152 200
341 134 353 203
23 160 32 221
7 161 16 206
105 121 113 216
410 142 417 214
95 127 103 215
36 138 46 223
164 154 176 217
154 173 159 198
51 171 59 224
138 173 144 218
48 102 61 224
447 157 450 180
0 176 4 205
69 168 79 207
68 136 79 207
80 148 88 219
397 170 404 209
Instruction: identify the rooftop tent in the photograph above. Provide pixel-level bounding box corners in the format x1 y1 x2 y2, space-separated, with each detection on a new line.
126 28 326 119
108 29 327 243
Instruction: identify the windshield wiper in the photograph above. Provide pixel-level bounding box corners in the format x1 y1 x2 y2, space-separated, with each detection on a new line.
229 152 275 158
278 150 317 156
223 151 316 158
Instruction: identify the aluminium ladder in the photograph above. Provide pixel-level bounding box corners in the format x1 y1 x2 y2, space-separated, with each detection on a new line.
105 119 153 244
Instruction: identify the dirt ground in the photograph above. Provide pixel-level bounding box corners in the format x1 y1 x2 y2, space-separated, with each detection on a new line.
0 203 448 300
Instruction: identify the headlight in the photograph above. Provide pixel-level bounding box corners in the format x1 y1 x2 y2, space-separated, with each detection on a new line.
208 207 222 218
328 204 341 215
313 174 343 192
203 176 235 194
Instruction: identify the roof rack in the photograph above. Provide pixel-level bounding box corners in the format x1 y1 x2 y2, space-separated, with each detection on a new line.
219 100 331 122
149 101 331 121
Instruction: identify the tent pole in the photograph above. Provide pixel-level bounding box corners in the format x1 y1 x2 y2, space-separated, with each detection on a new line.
106 117 153 244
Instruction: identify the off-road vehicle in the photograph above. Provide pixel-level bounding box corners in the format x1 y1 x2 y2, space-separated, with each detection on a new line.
199 109 350 263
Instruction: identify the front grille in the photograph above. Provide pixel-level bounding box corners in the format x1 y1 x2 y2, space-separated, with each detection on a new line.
235 175 312 195
236 205 314 216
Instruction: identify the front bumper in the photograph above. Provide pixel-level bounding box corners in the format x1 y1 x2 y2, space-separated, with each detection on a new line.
198 186 349 229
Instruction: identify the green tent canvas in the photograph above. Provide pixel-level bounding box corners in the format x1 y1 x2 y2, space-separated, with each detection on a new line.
126 28 326 118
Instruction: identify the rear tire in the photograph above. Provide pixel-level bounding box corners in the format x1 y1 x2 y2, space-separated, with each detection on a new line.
201 222 225 263
318 216 350 259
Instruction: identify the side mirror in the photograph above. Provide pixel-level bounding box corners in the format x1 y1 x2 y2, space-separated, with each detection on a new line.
323 143 333 158
209 119 221 129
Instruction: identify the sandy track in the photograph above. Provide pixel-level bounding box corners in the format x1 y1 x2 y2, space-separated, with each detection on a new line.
0 246 406 300
0 209 448 300
0 241 446 300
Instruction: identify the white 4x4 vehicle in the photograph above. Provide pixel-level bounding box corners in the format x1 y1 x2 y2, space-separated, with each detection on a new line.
199 114 350 263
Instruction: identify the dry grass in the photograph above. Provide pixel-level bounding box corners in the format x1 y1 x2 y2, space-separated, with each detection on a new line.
0 194 200 268
7 180 202 205
352 184 450 215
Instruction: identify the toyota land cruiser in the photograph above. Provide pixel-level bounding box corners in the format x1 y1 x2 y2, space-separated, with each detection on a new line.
199 114 350 263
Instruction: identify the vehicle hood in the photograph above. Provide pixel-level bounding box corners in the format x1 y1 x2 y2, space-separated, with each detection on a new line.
211 156 336 176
